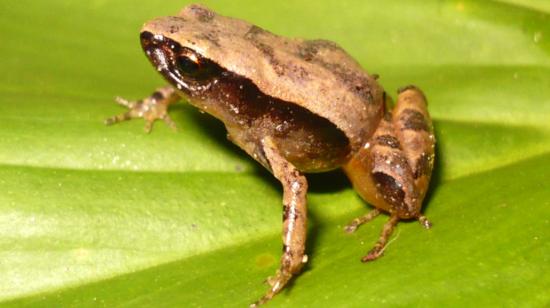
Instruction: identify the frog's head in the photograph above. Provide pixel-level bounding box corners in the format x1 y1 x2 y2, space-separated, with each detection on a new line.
138 4 238 99
140 30 224 98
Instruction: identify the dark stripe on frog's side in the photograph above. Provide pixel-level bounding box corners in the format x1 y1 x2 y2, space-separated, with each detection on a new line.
399 109 429 132
141 31 350 172
206 68 349 171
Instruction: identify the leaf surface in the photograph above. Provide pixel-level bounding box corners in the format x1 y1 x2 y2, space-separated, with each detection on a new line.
1 0 549 307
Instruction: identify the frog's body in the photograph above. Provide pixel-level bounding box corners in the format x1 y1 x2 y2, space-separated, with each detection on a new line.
143 32 354 172
143 6 385 153
106 4 435 306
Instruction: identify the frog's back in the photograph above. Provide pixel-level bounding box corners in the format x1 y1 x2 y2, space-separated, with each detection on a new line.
143 4 384 151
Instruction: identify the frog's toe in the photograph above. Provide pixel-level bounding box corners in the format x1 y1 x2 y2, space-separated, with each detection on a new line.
114 96 137 108
162 114 178 131
344 208 381 234
344 223 359 233
104 110 133 126
418 215 432 229
251 270 293 307
142 113 177 133
105 96 142 126
360 215 399 263
362 246 384 262
143 119 154 133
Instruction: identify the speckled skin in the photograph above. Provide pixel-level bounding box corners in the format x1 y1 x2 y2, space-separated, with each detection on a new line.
106 4 435 306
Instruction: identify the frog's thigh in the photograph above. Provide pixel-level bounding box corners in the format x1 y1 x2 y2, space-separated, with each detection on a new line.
392 85 435 193
256 137 308 302
343 119 413 261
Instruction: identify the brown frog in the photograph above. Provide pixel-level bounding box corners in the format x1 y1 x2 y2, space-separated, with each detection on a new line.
105 4 435 306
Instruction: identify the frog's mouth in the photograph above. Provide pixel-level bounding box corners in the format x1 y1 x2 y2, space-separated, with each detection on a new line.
140 31 222 95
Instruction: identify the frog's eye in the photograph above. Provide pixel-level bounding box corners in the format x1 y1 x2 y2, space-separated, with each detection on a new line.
175 49 218 81
176 53 201 76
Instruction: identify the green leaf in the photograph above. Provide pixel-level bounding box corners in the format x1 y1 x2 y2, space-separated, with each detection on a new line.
1 0 549 307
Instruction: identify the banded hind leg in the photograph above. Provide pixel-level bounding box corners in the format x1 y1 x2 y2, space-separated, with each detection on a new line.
105 85 180 132
343 86 435 261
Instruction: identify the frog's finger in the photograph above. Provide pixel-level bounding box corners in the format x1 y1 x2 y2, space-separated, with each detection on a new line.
143 120 154 133
104 111 133 125
114 96 138 108
162 114 178 131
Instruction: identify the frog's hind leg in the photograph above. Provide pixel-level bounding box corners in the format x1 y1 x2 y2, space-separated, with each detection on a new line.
343 86 434 262
342 115 411 233
105 85 179 133
251 137 308 307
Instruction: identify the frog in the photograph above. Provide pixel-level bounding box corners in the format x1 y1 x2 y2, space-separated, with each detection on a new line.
105 4 435 306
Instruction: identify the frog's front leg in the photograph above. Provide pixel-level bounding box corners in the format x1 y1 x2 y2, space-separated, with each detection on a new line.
105 85 180 133
343 86 435 261
252 137 308 307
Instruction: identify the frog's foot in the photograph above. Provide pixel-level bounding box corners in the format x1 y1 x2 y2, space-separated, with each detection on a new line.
250 137 309 307
361 215 399 262
251 269 295 307
104 85 179 133
354 214 431 262
345 210 430 261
